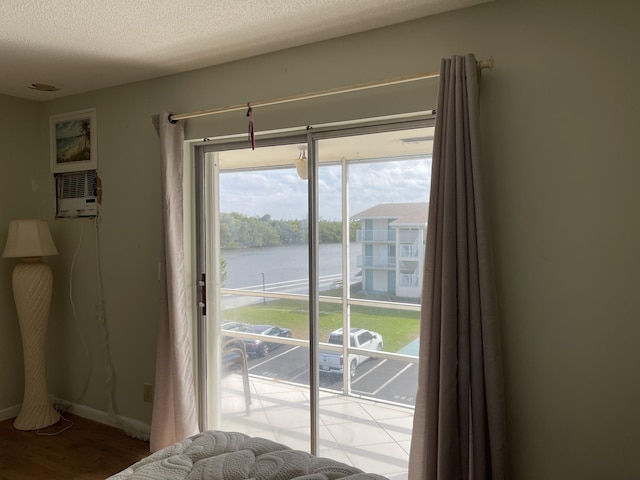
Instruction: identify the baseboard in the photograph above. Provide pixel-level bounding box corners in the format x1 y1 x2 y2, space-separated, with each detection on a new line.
65 402 151 441
2 398 150 441
0 404 21 422
40 395 151 441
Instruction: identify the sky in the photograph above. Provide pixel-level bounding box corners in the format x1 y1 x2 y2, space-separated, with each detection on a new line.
219 156 431 221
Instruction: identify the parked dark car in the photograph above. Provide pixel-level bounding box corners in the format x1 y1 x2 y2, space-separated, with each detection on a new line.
220 322 251 372
243 324 292 357
221 321 249 332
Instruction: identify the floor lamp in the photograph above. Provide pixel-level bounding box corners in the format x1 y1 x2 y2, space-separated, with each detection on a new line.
3 219 60 430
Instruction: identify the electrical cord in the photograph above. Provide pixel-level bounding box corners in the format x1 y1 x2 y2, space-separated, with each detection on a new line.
50 216 148 441
37 413 74 436
68 220 92 404
94 216 149 441
94 216 118 423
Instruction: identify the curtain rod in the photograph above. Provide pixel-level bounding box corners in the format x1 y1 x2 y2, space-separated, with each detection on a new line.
169 57 493 123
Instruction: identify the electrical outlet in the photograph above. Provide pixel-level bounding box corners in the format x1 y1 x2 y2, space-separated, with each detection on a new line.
143 383 154 403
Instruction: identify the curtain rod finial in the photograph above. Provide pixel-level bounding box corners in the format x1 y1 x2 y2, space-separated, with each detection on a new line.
478 57 494 71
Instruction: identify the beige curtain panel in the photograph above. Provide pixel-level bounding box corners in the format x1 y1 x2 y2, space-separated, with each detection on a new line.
150 113 199 452
409 54 509 480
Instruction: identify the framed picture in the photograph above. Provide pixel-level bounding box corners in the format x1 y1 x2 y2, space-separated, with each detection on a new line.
50 108 97 173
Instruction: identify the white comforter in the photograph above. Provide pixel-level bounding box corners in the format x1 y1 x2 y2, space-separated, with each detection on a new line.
107 430 390 480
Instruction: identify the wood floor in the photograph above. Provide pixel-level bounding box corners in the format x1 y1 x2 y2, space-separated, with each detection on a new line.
0 413 150 480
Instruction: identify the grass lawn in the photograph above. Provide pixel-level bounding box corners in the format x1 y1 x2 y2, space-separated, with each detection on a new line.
222 297 420 353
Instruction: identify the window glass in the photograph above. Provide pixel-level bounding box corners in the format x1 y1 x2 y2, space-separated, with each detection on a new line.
201 122 432 477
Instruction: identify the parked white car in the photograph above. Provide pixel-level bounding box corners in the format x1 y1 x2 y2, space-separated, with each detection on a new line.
319 328 383 378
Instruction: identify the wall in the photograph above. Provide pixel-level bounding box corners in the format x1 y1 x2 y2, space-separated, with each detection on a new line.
0 95 45 411
1 0 638 477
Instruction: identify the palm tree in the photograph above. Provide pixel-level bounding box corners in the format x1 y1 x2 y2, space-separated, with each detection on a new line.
80 119 91 152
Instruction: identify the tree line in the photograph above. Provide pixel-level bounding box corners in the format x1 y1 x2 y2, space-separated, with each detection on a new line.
220 212 358 248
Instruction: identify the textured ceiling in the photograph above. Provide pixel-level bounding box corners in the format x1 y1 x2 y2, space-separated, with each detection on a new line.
0 0 490 101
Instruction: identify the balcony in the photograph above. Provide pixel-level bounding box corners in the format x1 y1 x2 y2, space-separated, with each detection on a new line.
399 273 420 287
398 245 421 259
397 230 422 244
356 229 396 242
357 255 396 268
220 375 413 479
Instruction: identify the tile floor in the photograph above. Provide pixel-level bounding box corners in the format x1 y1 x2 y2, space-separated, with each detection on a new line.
220 373 414 479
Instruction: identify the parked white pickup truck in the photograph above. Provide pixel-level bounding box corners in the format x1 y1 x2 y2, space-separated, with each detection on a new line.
319 328 383 378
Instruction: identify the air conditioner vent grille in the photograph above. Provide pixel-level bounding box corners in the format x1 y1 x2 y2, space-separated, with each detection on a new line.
60 170 97 199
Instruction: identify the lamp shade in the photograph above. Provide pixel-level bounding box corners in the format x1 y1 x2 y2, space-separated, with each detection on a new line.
2 219 58 258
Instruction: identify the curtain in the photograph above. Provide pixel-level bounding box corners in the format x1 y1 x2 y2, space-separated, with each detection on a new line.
408 55 509 479
150 112 199 452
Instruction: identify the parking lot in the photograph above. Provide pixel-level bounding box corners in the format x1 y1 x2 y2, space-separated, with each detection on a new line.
243 344 418 407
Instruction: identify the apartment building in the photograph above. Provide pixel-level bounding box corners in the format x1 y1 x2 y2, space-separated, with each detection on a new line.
352 202 428 299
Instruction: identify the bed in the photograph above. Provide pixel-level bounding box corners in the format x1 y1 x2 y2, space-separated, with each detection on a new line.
107 430 390 480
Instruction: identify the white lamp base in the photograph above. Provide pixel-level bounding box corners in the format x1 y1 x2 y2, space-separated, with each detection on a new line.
12 259 60 431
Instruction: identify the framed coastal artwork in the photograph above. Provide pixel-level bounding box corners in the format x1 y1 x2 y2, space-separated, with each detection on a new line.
50 108 97 173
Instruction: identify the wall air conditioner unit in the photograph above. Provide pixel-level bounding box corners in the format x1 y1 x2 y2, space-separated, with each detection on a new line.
56 170 98 218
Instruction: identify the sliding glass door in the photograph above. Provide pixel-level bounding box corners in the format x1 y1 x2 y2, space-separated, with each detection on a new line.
195 119 432 477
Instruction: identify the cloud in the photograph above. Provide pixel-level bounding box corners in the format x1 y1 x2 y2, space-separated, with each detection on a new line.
220 157 431 220
220 168 308 220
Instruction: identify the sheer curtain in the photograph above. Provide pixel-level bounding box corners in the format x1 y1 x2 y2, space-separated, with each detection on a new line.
409 55 509 479
150 112 199 452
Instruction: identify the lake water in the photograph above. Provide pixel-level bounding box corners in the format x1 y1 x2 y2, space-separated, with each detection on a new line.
221 243 360 290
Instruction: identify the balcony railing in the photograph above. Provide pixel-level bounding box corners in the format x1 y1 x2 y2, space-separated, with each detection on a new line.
357 255 396 268
356 229 396 242
398 229 422 243
399 273 420 287
399 244 421 258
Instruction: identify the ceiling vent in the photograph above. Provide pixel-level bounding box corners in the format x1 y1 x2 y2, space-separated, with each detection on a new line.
56 170 98 218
